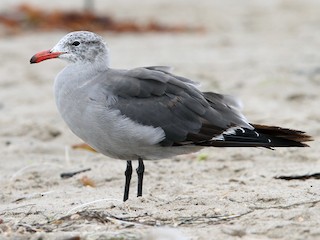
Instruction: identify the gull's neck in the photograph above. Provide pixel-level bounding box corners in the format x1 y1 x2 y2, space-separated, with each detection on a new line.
79 49 110 71
73 59 109 73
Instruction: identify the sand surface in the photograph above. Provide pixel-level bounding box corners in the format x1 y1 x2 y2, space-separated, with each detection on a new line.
0 0 320 239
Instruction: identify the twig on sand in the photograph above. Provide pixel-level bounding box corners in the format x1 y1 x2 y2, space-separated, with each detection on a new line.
14 223 39 233
14 205 36 225
275 172 320 180
65 198 122 215
60 168 92 179
13 190 56 203
56 209 253 227
0 204 36 214
249 199 320 211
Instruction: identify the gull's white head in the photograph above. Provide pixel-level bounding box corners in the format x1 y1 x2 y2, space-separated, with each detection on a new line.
30 31 109 68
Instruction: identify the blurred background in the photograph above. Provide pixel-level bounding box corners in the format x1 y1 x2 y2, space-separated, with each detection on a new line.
0 1 319 239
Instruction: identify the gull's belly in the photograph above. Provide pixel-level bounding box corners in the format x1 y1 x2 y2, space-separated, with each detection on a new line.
58 95 166 160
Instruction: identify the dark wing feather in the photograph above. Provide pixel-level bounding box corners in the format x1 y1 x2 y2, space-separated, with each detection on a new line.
105 67 251 146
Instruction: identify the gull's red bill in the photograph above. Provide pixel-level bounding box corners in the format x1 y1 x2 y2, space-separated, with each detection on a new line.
30 50 64 64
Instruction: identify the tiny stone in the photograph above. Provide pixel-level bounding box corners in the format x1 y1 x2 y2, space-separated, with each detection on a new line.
70 214 80 220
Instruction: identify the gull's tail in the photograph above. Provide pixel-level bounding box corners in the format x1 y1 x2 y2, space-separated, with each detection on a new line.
196 124 313 148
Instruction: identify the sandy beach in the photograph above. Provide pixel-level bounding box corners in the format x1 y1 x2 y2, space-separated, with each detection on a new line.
0 0 320 239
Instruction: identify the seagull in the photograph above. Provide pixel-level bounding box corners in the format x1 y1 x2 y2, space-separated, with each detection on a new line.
30 31 312 201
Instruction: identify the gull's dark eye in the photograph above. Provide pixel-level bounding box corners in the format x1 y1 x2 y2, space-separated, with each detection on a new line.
72 41 80 46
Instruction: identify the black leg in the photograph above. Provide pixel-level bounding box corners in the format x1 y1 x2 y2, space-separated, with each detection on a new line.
123 160 132 202
136 158 145 197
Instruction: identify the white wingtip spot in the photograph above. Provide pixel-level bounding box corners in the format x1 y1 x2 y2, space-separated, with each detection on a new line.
211 127 244 141
211 134 225 141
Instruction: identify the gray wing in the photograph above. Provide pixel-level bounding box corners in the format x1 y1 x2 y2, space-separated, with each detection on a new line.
105 67 252 146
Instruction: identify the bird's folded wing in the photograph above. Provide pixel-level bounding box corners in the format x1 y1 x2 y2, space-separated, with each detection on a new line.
105 67 251 146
